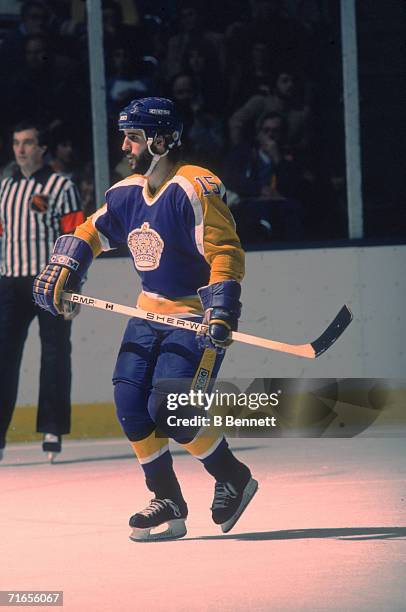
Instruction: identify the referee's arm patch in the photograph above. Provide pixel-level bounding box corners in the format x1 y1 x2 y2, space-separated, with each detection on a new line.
60 211 85 234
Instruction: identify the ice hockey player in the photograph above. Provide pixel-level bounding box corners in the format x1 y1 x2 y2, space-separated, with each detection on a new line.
33 97 258 541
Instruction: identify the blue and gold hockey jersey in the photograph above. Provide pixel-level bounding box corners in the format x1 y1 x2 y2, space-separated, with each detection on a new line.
75 163 245 315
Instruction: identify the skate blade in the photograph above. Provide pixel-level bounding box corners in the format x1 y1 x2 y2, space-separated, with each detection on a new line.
221 478 259 533
129 519 187 542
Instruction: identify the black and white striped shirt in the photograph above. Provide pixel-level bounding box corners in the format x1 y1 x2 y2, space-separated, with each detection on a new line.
0 165 82 277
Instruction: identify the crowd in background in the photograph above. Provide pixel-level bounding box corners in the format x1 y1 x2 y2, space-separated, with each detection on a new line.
0 0 352 244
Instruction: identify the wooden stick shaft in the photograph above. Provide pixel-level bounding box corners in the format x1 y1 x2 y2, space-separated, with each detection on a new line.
61 291 316 358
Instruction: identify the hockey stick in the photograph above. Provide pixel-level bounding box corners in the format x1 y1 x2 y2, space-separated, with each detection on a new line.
62 291 352 359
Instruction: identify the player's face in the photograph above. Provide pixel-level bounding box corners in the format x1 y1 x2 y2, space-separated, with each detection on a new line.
13 128 45 172
121 129 152 173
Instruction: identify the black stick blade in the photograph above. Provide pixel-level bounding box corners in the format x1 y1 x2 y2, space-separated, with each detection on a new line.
311 305 353 358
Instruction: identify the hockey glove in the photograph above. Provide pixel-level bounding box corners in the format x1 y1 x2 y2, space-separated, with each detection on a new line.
33 235 93 317
197 280 242 352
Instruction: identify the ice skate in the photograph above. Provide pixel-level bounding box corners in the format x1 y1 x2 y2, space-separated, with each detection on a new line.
42 434 61 463
211 477 258 533
129 498 188 542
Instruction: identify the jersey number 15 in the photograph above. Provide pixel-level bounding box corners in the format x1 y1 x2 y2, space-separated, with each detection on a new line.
195 175 221 196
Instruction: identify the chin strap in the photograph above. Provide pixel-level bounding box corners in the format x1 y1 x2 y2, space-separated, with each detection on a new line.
144 137 170 176
144 130 181 176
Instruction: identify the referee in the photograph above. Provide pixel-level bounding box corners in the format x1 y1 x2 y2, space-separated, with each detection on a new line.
0 121 84 461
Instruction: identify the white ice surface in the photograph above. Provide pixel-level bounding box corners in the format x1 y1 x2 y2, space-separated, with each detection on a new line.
1 438 405 611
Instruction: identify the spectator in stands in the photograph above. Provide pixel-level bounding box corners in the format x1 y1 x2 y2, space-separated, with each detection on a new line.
77 162 96 217
225 111 304 241
229 68 312 157
165 2 225 80
101 0 139 57
0 34 79 127
106 42 149 119
171 72 224 169
138 13 168 65
0 1 52 71
225 0 311 72
181 41 224 114
63 0 140 70
227 41 274 111
48 123 79 179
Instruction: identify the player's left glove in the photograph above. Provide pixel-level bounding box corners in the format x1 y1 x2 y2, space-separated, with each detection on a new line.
33 235 93 317
197 280 242 352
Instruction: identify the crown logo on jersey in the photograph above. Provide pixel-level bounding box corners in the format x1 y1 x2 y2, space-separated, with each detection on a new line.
127 222 164 271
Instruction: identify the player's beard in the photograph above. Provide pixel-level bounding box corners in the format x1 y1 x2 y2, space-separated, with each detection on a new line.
130 147 153 175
